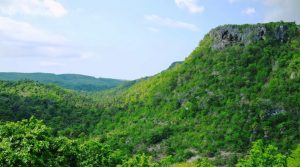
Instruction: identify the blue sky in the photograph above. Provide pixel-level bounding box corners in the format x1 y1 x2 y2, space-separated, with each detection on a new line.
0 0 299 80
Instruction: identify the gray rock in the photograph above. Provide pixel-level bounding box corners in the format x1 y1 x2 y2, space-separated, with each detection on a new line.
256 26 267 41
275 25 288 42
209 24 288 50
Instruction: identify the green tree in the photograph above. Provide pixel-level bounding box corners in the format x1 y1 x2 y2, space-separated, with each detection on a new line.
196 158 215 167
0 117 78 167
236 140 286 167
119 154 158 167
78 140 114 167
287 144 300 167
0 117 118 167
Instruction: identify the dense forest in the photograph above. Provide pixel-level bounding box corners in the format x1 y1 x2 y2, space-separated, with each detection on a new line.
0 22 299 166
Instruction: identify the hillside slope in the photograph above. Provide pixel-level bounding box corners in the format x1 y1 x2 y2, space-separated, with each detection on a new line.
0 80 102 137
92 22 300 164
0 72 126 91
0 22 299 166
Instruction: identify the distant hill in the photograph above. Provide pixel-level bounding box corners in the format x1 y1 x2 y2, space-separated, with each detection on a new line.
0 72 126 91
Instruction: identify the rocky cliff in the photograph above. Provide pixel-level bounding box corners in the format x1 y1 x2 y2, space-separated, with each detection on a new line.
209 22 295 49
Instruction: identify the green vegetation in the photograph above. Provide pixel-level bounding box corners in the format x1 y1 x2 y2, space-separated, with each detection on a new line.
0 22 299 166
287 144 300 167
236 140 286 167
0 72 126 91
196 159 214 167
90 22 300 164
236 140 300 167
0 117 126 167
0 80 101 137
119 154 158 167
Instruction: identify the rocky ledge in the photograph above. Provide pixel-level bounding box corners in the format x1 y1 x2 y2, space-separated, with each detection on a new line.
209 22 294 49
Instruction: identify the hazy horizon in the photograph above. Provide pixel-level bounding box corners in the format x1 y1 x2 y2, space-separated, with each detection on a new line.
0 0 299 80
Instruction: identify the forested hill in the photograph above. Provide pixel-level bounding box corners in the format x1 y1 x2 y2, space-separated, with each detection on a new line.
0 72 126 91
92 22 300 164
0 80 102 137
0 22 299 166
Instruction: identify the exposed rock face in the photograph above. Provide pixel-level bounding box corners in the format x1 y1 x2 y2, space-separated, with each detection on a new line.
209 23 288 49
275 25 288 42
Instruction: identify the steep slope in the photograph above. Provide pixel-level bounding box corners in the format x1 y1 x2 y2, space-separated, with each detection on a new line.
92 22 300 164
0 72 126 91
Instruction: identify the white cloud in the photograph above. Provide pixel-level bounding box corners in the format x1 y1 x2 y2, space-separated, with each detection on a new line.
0 16 66 44
175 0 205 14
242 7 256 15
262 0 300 23
0 0 67 17
0 16 83 58
145 15 199 32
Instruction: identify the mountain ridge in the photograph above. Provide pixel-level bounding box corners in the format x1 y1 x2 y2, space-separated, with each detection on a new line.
0 72 127 92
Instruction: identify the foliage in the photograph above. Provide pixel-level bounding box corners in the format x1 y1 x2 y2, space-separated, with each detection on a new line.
79 140 116 167
91 22 300 163
172 162 196 167
0 117 119 167
196 158 215 167
0 117 78 167
0 22 299 166
118 154 158 167
236 140 286 167
287 144 300 167
0 80 102 137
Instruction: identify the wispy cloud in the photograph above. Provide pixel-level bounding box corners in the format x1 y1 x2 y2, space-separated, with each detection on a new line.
0 16 66 44
242 7 256 16
0 0 67 17
144 15 199 32
262 0 300 23
0 16 83 58
175 0 204 14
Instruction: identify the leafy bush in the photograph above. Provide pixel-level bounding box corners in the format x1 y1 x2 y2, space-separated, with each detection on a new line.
196 158 215 167
0 117 119 167
118 154 158 167
287 144 300 167
0 117 78 167
236 140 286 167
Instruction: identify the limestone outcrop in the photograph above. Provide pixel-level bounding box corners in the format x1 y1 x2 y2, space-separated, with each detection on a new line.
209 23 291 49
